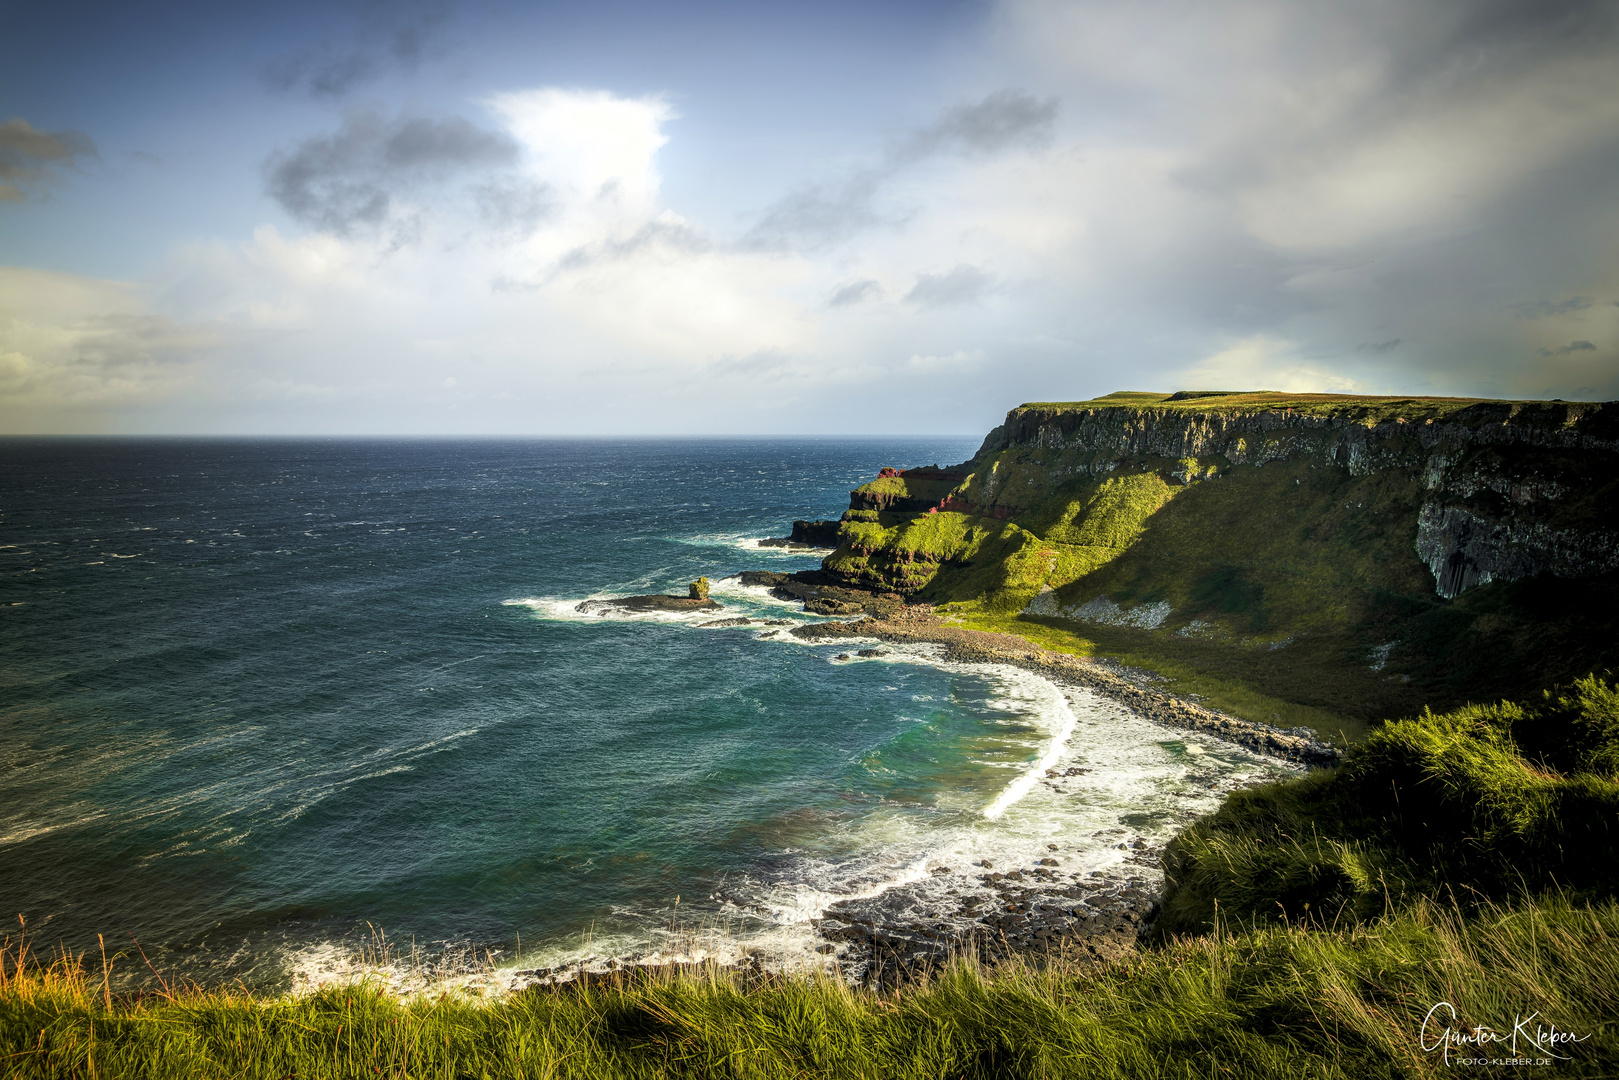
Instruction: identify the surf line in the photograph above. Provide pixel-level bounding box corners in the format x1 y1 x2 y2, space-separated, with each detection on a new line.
980 669 1080 820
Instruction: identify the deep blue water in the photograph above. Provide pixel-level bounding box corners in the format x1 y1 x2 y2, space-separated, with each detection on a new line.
0 437 1280 989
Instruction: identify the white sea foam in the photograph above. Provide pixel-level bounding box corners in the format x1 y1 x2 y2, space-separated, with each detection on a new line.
504 578 816 627
310 594 1301 993
981 675 1079 820
724 660 1294 944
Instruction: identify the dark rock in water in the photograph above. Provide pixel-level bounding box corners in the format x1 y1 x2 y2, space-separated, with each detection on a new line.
699 617 755 628
758 520 841 549
575 595 721 614
689 577 711 601
835 653 852 661
735 570 788 587
856 648 887 658
793 520 842 546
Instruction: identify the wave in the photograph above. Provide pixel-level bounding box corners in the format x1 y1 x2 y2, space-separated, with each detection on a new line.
981 674 1079 821
503 578 818 628
664 531 834 558
485 588 1297 984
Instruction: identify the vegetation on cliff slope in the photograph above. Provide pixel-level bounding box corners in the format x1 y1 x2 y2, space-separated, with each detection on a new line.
824 391 1619 734
1155 675 1619 936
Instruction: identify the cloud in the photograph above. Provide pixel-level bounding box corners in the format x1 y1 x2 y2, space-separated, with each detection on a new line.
263 0 453 98
1175 336 1367 394
555 215 710 272
1537 340 1598 357
744 89 1058 251
0 268 217 428
828 279 881 307
265 110 521 236
895 89 1059 162
484 89 672 212
473 178 555 237
0 118 97 202
1513 296 1594 318
905 264 994 308
1356 339 1401 353
742 171 889 251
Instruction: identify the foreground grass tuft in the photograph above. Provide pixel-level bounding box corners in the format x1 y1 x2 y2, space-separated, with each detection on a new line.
1157 676 1619 937
3 897 1616 1077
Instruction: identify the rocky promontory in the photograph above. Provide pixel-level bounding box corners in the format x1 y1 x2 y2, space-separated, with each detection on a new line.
810 390 1619 718
758 520 841 549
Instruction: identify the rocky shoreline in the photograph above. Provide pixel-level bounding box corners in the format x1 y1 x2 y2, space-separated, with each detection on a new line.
520 568 1335 990
732 569 1336 985
810 843 1165 990
738 571 1341 769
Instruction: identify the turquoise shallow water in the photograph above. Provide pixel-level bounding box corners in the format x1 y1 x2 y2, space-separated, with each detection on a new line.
0 438 1285 989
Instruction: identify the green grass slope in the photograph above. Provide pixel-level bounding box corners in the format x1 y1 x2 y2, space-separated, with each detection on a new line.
824 392 1619 733
1156 675 1619 936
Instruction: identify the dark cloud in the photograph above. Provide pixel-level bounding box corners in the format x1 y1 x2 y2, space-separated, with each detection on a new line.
742 172 887 251
828 279 881 307
1512 296 1594 318
895 90 1058 162
1357 339 1401 353
0 118 96 202
743 90 1057 251
265 110 518 236
1435 0 1617 61
904 265 993 308
556 220 710 272
263 0 454 98
1537 340 1598 357
474 179 555 238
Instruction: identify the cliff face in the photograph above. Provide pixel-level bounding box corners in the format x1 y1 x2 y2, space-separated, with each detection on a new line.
821 392 1619 718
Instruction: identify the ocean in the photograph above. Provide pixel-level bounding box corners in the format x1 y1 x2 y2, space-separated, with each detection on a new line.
0 438 1287 991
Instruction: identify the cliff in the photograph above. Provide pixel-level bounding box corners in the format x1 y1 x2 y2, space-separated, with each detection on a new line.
821 391 1619 723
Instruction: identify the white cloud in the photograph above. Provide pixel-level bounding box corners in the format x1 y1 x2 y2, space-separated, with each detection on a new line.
0 268 218 430
484 88 672 215
1175 336 1369 394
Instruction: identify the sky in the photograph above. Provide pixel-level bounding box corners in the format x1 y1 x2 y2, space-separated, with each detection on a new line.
2 0 1617 435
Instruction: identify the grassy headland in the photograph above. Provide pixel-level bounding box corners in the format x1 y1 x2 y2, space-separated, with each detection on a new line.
827 391 1619 738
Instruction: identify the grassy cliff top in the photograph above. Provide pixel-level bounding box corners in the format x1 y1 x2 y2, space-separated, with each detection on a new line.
1015 389 1604 425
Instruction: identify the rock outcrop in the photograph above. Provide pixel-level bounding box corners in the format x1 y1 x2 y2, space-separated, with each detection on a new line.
576 594 721 614
825 393 1619 601
808 392 1619 718
757 520 842 549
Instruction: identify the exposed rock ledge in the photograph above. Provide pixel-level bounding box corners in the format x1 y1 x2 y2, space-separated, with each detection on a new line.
575 595 721 614
757 519 842 549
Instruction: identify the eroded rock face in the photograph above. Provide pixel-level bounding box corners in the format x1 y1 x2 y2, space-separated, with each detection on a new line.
757 520 841 549
830 397 1619 599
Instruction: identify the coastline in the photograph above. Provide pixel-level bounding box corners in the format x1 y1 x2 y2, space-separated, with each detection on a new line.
790 604 1342 769
788 604 1331 986
503 576 1324 991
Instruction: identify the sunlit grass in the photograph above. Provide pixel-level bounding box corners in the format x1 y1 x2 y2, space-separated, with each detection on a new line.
3 897 1615 1078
